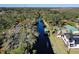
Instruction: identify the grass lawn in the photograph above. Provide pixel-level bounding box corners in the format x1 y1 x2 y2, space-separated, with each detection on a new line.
43 19 79 54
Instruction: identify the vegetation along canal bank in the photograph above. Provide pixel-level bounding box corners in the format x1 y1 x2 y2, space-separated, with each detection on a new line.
1 8 79 54
32 16 54 54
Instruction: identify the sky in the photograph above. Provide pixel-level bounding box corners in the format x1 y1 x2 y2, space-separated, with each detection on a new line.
0 4 79 8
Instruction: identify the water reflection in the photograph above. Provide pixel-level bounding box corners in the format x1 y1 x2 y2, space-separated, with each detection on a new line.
33 17 54 54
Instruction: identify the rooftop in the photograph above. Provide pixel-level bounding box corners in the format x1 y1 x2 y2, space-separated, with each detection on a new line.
64 25 79 33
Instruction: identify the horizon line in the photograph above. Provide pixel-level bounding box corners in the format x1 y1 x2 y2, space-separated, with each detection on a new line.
0 4 79 8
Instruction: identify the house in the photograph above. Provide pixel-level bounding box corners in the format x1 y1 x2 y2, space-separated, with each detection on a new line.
58 25 79 48
63 25 79 34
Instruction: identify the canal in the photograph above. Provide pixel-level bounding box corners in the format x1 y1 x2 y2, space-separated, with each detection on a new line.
33 17 54 54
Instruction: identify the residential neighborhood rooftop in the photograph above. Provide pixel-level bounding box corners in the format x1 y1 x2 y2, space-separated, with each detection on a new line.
64 25 79 33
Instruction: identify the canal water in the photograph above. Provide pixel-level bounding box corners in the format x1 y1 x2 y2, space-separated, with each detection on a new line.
33 17 54 54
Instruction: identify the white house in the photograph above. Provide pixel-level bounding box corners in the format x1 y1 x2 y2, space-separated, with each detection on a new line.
57 25 79 48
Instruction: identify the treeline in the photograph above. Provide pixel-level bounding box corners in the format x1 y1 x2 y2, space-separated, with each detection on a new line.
0 8 79 32
42 8 79 27
0 8 40 32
